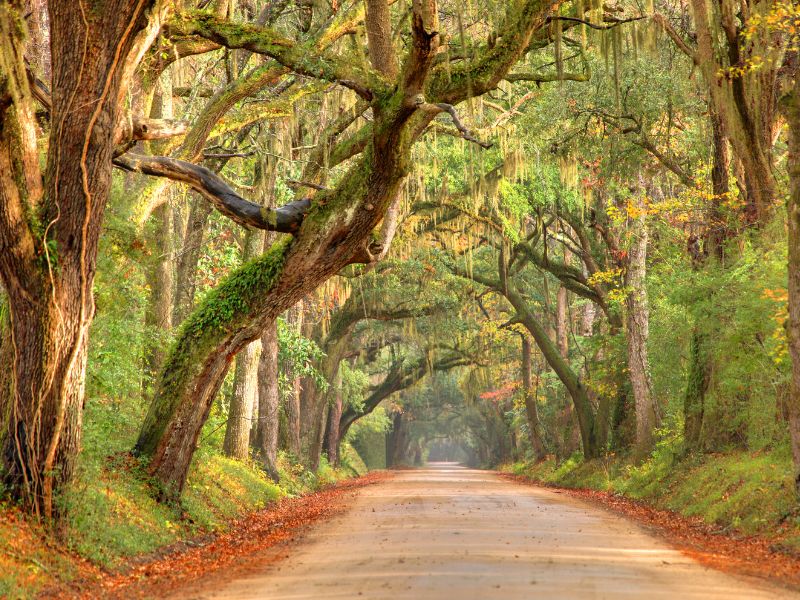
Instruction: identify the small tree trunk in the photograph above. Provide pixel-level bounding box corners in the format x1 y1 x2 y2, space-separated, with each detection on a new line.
303 334 348 470
387 411 409 467
683 330 709 451
783 79 800 495
223 340 261 459
520 335 546 460
254 320 280 481
282 300 304 458
556 285 569 358
324 391 343 467
142 202 174 388
223 228 265 459
625 203 658 458
173 199 212 324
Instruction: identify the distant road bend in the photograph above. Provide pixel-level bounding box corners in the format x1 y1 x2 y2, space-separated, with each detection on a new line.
175 463 797 599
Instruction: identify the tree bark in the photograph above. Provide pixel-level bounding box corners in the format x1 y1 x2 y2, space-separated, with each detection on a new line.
387 410 410 467
142 73 175 389
143 203 174 389
254 320 280 481
325 380 344 467
223 339 260 459
173 199 212 324
520 335 547 460
282 300 304 458
0 0 153 520
686 0 779 225
223 225 267 459
625 202 658 458
556 285 569 358
783 77 800 495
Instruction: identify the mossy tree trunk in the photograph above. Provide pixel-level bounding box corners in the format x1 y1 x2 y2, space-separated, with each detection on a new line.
0 0 155 520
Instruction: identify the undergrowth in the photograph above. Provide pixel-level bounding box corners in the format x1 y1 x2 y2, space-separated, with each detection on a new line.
504 436 800 554
0 395 367 599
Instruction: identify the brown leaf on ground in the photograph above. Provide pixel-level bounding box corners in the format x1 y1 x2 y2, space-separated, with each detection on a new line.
501 473 800 592
45 472 389 600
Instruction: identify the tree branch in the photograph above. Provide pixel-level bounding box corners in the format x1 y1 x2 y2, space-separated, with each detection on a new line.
416 100 493 149
652 13 698 64
168 11 384 100
549 15 647 31
113 154 310 233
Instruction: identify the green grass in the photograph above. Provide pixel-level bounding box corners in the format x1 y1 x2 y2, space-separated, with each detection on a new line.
505 441 800 551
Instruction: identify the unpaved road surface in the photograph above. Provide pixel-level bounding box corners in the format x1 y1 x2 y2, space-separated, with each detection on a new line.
176 463 797 599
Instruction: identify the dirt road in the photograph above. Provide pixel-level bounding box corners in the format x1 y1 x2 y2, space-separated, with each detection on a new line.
175 463 796 599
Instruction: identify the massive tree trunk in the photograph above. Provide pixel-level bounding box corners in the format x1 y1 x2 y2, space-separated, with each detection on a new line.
0 0 154 520
783 78 800 495
520 335 546 460
624 203 658 458
253 320 280 481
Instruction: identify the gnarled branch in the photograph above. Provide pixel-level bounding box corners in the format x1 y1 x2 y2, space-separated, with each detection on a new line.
415 99 493 149
113 154 310 233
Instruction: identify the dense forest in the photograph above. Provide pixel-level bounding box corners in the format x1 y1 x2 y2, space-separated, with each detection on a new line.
1 0 799 595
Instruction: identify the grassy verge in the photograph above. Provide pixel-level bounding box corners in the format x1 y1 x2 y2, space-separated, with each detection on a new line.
0 397 367 599
503 438 800 554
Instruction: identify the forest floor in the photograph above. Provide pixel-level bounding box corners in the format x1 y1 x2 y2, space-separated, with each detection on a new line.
45 471 388 599
118 463 797 599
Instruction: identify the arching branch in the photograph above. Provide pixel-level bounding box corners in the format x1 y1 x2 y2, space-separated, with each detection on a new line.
113 154 310 233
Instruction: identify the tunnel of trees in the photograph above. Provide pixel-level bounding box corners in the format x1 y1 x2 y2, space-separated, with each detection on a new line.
0 0 798 531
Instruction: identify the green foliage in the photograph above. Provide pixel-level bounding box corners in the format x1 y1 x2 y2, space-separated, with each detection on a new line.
338 361 370 412
277 317 327 396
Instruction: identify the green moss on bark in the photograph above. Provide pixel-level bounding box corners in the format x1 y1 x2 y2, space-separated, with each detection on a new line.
135 238 291 456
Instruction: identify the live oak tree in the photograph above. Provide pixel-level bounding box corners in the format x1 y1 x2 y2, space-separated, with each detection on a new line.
125 0 557 498
0 0 172 520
